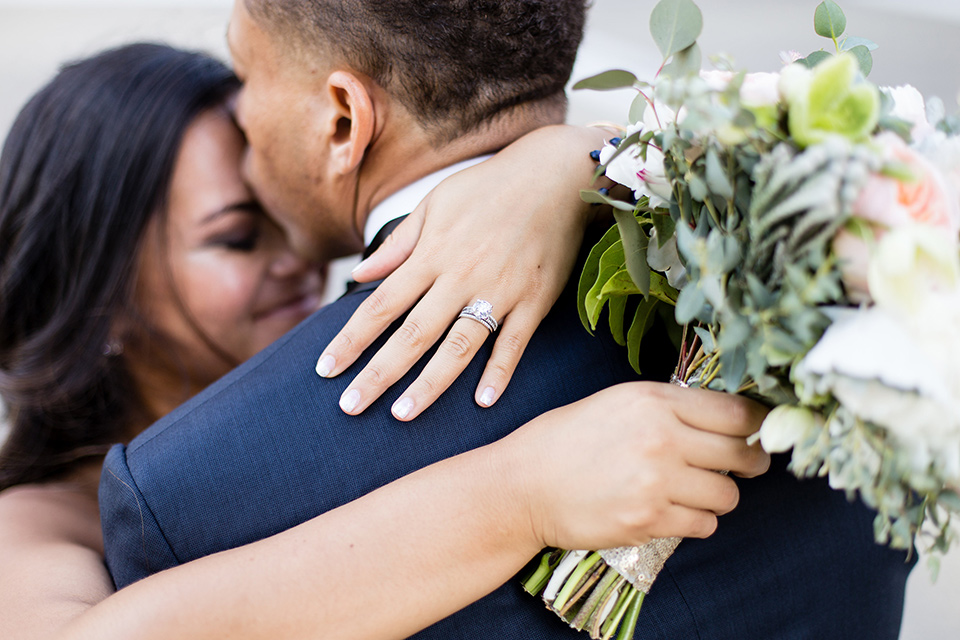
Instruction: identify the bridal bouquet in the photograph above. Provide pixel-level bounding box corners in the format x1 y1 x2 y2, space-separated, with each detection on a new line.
522 1 960 637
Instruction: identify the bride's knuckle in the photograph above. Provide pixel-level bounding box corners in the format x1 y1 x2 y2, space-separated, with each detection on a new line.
359 364 389 387
496 332 525 359
396 319 427 349
441 331 473 359
363 288 393 322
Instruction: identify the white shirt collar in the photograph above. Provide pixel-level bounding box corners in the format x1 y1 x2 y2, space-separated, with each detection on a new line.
363 155 494 247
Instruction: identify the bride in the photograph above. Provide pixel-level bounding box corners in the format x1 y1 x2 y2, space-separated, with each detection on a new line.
0 43 767 639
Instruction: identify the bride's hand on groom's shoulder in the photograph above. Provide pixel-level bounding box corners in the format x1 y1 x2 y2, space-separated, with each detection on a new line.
316 125 613 420
498 382 772 551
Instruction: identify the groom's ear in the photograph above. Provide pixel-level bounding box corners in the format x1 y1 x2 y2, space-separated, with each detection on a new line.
323 70 376 176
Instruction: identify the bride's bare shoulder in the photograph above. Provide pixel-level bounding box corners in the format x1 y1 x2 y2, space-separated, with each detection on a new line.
0 465 113 640
0 462 102 549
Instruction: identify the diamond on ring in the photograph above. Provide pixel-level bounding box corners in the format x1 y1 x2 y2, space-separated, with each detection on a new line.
458 299 498 333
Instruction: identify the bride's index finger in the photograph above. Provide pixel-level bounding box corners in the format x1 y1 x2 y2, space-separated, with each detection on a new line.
316 264 432 379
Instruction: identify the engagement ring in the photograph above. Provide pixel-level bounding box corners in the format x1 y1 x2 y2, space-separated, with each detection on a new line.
458 299 498 333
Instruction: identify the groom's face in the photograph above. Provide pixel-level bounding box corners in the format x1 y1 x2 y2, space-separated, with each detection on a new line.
227 0 366 261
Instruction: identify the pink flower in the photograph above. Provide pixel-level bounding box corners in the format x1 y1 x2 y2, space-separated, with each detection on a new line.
834 132 960 302
855 133 960 236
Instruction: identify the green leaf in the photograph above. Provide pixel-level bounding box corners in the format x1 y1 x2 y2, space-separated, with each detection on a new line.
847 44 873 76
613 209 651 297
705 148 734 200
577 224 621 333
814 1 846 40
651 213 676 249
573 69 642 92
693 326 715 353
648 271 679 305
662 42 702 79
842 36 878 52
597 129 644 171
580 189 638 212
608 296 629 346
798 50 832 69
627 298 660 374
937 489 960 513
675 285 705 324
649 0 703 60
629 93 649 125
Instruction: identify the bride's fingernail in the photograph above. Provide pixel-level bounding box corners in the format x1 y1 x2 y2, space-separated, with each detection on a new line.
340 388 361 414
479 386 497 408
316 354 336 377
351 258 369 276
392 396 415 420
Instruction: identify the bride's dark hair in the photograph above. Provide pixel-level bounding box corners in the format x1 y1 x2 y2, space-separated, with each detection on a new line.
0 43 239 491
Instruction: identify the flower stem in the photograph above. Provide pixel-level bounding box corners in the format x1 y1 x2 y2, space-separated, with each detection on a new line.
521 549 563 595
601 588 639 640
615 591 645 640
553 552 602 613
571 565 620 630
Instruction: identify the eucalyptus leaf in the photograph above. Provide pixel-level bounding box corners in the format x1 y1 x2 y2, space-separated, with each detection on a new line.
662 42 702 79
629 93 649 125
598 129 644 171
675 285 705 324
814 1 846 40
705 148 734 200
719 345 748 392
613 209 651 297
693 326 716 353
799 50 832 69
649 0 703 60
572 69 640 91
847 44 873 76
627 298 660 374
842 36 878 52
580 189 639 212
577 224 622 332
651 213 677 248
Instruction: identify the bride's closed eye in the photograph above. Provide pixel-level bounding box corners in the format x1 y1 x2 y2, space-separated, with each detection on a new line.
201 203 267 252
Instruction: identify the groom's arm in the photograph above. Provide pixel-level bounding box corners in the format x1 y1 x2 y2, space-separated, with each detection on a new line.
99 445 179 586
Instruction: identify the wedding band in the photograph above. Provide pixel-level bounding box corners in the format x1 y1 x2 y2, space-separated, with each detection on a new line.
458 299 498 333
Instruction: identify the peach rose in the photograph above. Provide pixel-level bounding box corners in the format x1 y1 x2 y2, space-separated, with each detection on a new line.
834 132 960 302
854 132 960 236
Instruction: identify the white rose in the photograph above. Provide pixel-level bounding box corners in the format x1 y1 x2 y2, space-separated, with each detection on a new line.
759 405 821 453
796 304 960 481
699 70 780 108
882 85 934 141
867 224 960 314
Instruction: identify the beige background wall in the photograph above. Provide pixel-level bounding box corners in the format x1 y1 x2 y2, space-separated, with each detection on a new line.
0 1 958 637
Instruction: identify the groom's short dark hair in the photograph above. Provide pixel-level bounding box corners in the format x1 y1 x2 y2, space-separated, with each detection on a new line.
245 0 588 142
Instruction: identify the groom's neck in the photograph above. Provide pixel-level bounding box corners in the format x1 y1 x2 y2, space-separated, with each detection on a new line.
353 100 565 231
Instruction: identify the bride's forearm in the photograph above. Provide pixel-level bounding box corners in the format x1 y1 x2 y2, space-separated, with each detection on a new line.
63 443 541 640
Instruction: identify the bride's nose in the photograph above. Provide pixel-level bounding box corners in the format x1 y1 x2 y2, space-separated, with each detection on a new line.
268 248 314 279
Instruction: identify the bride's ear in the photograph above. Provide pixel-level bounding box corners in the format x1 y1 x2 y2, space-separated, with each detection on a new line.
324 70 376 175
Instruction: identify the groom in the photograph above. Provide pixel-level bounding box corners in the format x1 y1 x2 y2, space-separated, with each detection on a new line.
100 1 913 638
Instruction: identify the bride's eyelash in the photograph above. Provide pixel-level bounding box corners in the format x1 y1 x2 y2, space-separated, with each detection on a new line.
209 228 261 252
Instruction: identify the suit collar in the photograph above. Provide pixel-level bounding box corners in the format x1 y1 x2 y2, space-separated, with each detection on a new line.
362 155 493 247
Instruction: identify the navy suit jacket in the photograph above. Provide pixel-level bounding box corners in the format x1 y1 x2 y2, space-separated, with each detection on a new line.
100 273 913 639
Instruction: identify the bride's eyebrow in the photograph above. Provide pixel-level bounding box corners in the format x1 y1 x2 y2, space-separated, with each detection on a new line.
201 201 261 224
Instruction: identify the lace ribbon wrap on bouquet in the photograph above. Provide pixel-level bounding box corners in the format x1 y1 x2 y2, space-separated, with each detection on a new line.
598 538 682 595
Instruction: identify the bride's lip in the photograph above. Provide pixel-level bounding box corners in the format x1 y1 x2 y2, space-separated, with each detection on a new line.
254 292 322 322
